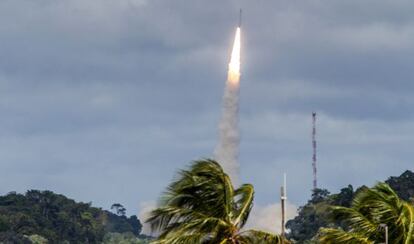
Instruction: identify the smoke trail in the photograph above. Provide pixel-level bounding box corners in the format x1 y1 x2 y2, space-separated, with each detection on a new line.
246 202 297 234
214 27 241 182
215 27 299 234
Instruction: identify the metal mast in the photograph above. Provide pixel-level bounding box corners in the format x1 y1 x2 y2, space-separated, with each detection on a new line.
280 173 287 244
312 112 317 190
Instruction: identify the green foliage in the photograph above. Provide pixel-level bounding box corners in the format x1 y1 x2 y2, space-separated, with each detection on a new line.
318 182 414 244
0 231 32 243
287 170 414 243
111 203 127 216
147 159 286 244
103 232 150 244
286 185 356 243
386 170 414 201
0 190 144 243
2 169 414 243
105 211 143 236
26 234 48 244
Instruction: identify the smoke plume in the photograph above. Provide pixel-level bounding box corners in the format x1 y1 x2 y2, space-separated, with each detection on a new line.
246 202 297 234
214 27 241 182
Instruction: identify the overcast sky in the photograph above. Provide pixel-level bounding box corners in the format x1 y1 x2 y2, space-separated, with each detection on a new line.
1 0 414 221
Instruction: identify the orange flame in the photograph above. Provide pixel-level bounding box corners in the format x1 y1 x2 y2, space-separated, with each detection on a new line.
228 27 241 84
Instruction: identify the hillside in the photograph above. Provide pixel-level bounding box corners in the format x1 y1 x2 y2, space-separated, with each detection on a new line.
0 190 150 243
2 170 414 243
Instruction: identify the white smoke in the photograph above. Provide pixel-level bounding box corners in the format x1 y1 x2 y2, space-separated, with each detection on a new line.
245 202 297 234
214 81 240 182
214 27 241 183
138 200 157 235
213 27 299 234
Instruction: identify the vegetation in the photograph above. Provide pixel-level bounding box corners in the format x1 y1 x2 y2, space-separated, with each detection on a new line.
147 159 286 244
286 185 357 243
318 183 414 243
385 170 414 201
0 190 146 243
2 167 414 243
287 170 414 243
105 205 143 237
103 232 151 244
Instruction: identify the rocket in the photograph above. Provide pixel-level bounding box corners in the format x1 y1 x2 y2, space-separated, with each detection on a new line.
214 9 242 181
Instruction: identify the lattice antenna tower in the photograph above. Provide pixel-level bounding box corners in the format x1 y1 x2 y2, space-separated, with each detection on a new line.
312 112 318 190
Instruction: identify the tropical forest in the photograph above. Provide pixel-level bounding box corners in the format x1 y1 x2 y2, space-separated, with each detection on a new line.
2 160 414 243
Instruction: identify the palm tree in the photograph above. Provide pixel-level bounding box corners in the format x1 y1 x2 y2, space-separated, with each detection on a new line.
146 159 286 244
318 182 414 244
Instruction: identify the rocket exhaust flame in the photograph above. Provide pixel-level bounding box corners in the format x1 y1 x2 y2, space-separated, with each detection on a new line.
214 27 241 182
228 27 241 84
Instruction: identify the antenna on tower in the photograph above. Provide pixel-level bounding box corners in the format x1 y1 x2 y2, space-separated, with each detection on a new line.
312 112 318 190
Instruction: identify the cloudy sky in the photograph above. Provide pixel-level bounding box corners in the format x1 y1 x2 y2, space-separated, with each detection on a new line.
1 0 414 228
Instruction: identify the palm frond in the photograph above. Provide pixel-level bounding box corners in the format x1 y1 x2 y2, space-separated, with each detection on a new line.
147 159 237 241
147 205 226 234
150 232 209 244
238 229 285 244
318 228 374 244
401 202 414 244
321 182 414 243
331 206 377 237
232 184 254 228
147 159 282 244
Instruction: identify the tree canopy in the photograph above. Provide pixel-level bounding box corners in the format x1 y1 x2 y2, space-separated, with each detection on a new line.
287 170 414 243
147 159 286 244
319 183 414 244
0 190 146 243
